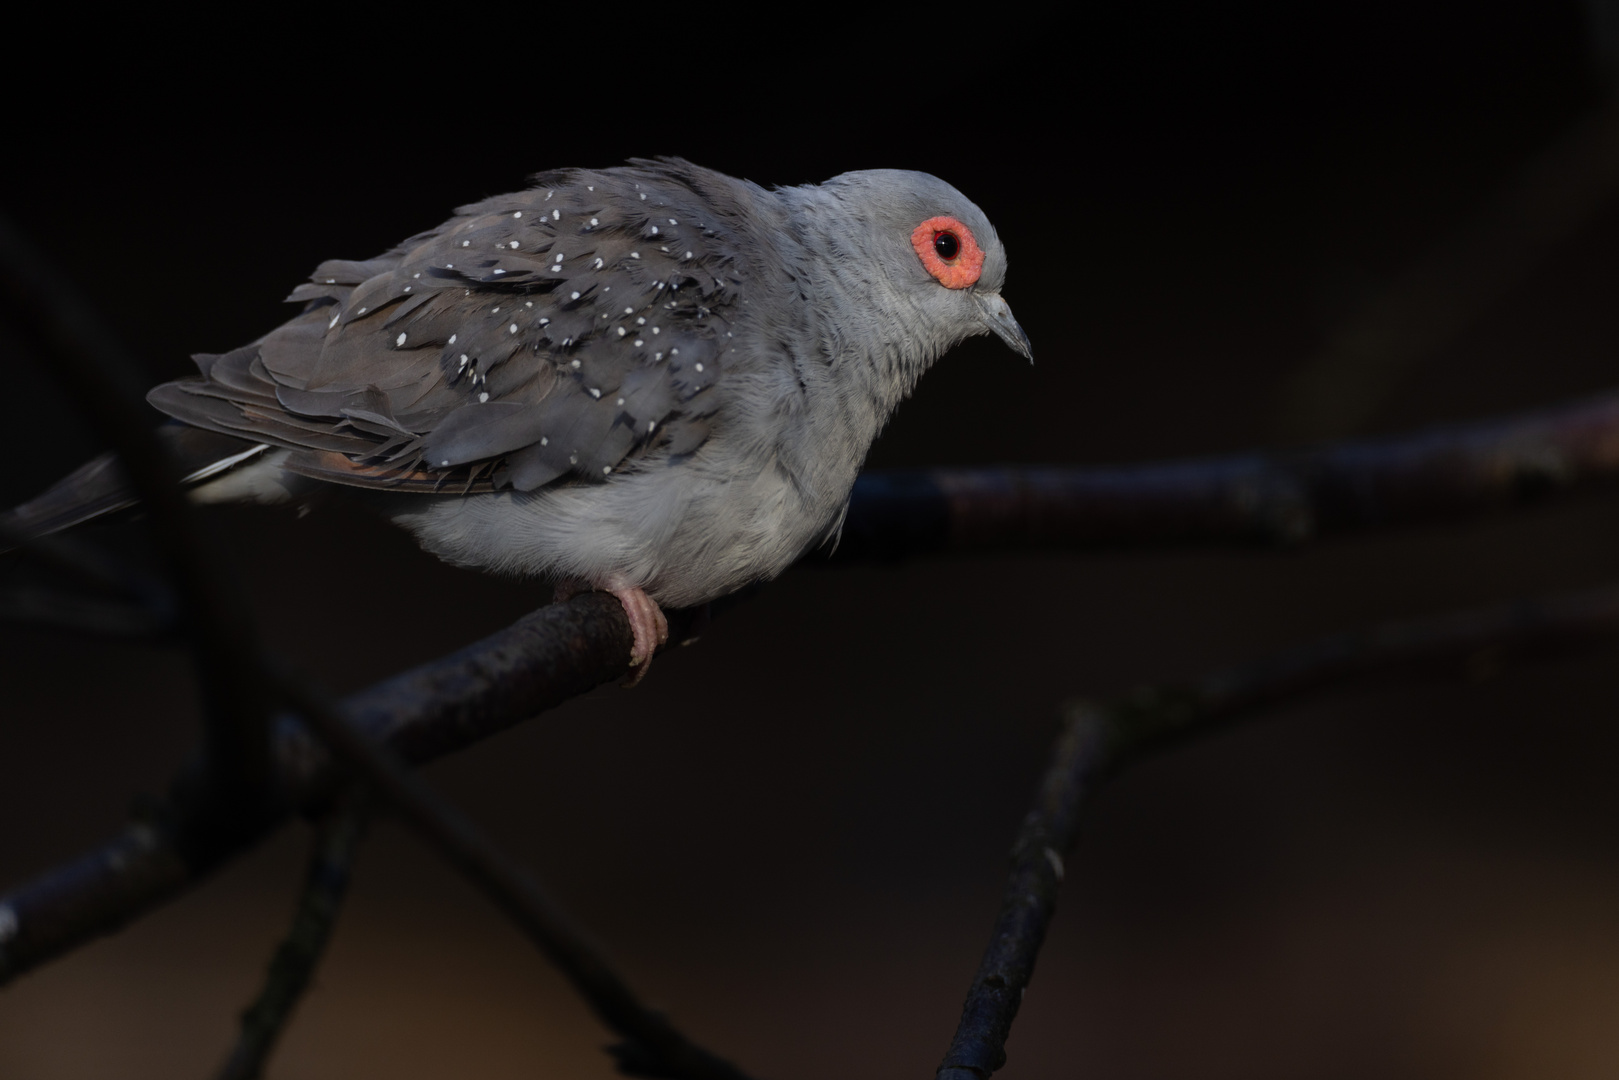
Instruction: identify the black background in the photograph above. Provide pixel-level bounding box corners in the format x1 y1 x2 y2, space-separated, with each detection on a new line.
5 4 1619 1077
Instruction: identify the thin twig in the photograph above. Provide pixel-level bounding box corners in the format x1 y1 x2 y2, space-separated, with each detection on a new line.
262 658 754 1080
836 389 1619 560
216 790 370 1080
0 214 273 817
936 583 1619 1078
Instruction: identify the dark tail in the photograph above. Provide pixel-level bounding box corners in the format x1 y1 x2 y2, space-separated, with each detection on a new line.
1 425 267 552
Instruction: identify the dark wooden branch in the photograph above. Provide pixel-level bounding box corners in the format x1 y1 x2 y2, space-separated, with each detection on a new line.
2 379 1617 1062
265 659 753 1080
0 592 695 985
836 389 1619 560
7 386 1619 996
0 214 273 813
936 583 1619 1079
216 791 369 1080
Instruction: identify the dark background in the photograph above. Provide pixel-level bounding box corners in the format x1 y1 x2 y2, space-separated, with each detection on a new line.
5 4 1619 1077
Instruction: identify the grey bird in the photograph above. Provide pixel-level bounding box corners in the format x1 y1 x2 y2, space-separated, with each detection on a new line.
8 159 1032 674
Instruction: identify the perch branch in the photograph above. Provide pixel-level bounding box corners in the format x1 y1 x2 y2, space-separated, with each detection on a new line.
0 593 696 981
936 583 1619 1078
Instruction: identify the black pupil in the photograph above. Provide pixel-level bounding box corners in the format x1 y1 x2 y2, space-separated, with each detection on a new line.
934 230 960 260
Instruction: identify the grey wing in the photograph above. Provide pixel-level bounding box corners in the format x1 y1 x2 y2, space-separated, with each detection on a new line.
148 164 743 494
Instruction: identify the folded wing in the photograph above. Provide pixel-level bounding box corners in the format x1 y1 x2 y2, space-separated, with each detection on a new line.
149 162 743 494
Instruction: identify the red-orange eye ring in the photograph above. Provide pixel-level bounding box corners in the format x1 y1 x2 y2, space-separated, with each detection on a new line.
911 215 984 289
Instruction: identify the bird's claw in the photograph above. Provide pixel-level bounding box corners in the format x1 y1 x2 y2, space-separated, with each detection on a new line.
554 580 668 685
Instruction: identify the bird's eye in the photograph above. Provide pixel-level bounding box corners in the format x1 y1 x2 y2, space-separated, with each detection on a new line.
911 215 984 289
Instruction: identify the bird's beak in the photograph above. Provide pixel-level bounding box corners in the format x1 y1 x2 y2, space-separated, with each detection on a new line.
978 292 1033 363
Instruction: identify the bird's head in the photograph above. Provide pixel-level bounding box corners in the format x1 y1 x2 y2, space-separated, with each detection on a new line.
818 169 1033 366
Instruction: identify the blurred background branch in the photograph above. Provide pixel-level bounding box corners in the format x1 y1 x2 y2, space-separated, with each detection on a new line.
940 582 1619 1076
216 791 368 1080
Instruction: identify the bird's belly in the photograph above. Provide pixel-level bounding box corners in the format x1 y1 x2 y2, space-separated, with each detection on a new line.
388 455 840 608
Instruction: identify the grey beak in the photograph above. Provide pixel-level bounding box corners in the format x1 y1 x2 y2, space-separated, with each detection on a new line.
979 292 1033 363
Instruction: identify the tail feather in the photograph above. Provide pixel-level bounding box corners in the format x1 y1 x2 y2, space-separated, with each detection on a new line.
2 453 137 546
2 424 270 551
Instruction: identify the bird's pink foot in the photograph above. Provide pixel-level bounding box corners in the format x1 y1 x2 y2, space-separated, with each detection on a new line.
610 585 668 678
553 580 668 683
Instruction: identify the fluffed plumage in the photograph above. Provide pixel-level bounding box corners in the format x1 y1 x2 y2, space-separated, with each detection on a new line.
11 158 1032 666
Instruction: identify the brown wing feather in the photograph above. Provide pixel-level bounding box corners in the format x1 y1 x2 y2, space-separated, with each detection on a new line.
148 161 745 494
